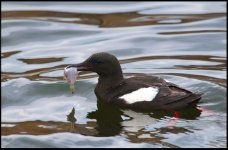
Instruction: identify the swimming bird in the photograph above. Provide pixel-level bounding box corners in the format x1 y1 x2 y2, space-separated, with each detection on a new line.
67 52 201 111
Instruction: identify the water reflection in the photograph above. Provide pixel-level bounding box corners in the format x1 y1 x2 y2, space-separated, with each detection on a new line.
1 102 202 147
87 100 123 136
1 120 98 136
18 57 65 64
122 126 192 148
66 107 77 129
2 11 226 28
1 103 201 134
1 50 21 58
87 99 202 136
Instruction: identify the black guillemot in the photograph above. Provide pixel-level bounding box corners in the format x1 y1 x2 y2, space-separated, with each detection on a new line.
67 52 202 111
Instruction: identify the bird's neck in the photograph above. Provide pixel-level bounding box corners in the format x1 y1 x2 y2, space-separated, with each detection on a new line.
96 71 124 95
98 72 123 88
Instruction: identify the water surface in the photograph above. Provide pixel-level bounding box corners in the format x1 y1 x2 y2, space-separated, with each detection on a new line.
1 2 227 148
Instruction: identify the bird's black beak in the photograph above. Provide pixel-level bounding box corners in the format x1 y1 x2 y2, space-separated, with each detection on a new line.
66 62 92 71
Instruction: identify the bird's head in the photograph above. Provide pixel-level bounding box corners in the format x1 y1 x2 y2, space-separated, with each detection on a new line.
67 52 122 77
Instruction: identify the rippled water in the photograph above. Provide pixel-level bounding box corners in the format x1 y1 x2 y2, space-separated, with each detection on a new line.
1 2 227 148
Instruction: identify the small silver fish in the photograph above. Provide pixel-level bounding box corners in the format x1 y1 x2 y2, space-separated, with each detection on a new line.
64 67 78 93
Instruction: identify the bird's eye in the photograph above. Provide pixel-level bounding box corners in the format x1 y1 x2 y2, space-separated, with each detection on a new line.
93 60 103 65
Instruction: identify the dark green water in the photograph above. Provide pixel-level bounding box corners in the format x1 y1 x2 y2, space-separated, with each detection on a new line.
1 2 227 148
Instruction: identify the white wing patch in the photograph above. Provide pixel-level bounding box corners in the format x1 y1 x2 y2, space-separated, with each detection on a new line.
119 87 159 104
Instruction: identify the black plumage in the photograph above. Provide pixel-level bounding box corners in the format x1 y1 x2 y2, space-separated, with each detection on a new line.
67 52 201 111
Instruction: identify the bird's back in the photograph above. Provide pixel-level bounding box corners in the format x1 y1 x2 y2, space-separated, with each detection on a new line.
99 74 201 111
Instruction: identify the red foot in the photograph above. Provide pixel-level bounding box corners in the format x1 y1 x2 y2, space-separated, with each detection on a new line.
196 107 218 116
166 111 180 128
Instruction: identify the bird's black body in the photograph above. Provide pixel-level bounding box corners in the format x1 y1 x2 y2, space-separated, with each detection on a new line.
67 52 201 111
95 75 201 111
